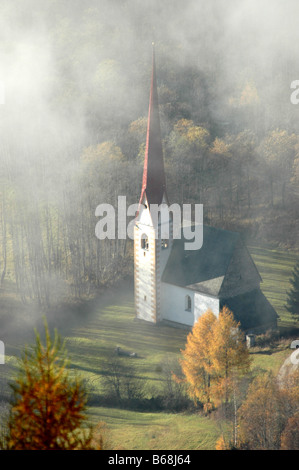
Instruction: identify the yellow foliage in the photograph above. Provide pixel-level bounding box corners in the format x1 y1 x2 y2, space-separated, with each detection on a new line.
81 141 124 164
174 119 194 135
180 307 251 410
239 81 260 106
238 373 283 450
259 129 297 165
280 414 299 450
210 137 231 157
129 117 148 138
179 310 217 405
215 435 228 450
211 307 251 376
4 320 102 450
174 119 210 149
229 81 260 107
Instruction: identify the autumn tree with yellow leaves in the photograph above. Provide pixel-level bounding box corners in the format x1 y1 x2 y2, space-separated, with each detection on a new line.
238 370 299 450
177 310 217 410
179 307 251 413
210 307 252 406
3 321 101 450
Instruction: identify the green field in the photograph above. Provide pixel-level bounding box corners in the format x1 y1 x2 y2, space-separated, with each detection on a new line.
56 245 299 449
249 245 299 330
90 407 221 450
1 245 299 450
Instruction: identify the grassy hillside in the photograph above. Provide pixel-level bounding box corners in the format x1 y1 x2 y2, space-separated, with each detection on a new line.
1 245 299 450
90 407 220 451
63 244 299 386
63 246 299 449
249 245 299 330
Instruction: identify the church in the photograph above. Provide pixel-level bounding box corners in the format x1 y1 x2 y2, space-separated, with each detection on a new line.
134 48 278 333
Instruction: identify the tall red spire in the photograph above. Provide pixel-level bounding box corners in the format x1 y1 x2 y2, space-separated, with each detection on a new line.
140 44 167 207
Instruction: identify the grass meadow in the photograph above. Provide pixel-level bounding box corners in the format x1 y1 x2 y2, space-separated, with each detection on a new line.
1 245 299 450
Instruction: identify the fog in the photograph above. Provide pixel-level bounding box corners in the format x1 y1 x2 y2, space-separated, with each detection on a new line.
0 0 299 320
1 2 299 449
1 1 299 150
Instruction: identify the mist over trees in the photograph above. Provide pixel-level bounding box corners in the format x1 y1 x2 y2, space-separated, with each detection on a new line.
0 0 299 305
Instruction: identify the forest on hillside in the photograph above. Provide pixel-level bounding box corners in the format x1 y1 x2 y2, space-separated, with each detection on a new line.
0 0 299 306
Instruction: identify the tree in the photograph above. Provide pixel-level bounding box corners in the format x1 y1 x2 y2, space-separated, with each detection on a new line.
210 307 251 406
258 129 297 207
128 117 148 160
286 260 299 320
165 119 210 204
238 371 299 450
238 373 282 449
4 320 98 450
209 137 232 219
101 354 145 405
178 310 217 411
280 413 299 450
225 130 257 211
159 354 192 411
179 308 251 413
208 307 252 446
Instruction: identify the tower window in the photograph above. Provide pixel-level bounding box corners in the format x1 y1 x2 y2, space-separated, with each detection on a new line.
161 239 169 249
185 295 192 312
141 234 149 251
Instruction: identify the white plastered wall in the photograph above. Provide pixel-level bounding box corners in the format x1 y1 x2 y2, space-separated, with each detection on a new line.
160 282 220 326
134 201 156 322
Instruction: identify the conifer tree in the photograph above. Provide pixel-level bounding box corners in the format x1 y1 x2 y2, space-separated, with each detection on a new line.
178 310 217 411
286 260 299 319
4 320 98 450
179 308 251 412
210 307 251 406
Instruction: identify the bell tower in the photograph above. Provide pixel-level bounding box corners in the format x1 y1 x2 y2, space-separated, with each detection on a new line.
134 45 172 323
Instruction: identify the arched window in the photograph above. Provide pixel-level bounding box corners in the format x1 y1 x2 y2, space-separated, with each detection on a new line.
185 295 192 312
141 234 149 251
161 239 169 249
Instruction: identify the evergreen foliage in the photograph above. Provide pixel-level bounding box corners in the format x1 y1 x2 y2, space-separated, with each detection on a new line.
286 261 299 319
3 320 99 450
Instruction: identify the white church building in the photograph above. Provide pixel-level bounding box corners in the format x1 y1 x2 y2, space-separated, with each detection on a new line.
134 48 277 333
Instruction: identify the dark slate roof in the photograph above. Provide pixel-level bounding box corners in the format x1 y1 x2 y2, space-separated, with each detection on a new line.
220 289 278 331
162 225 240 295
